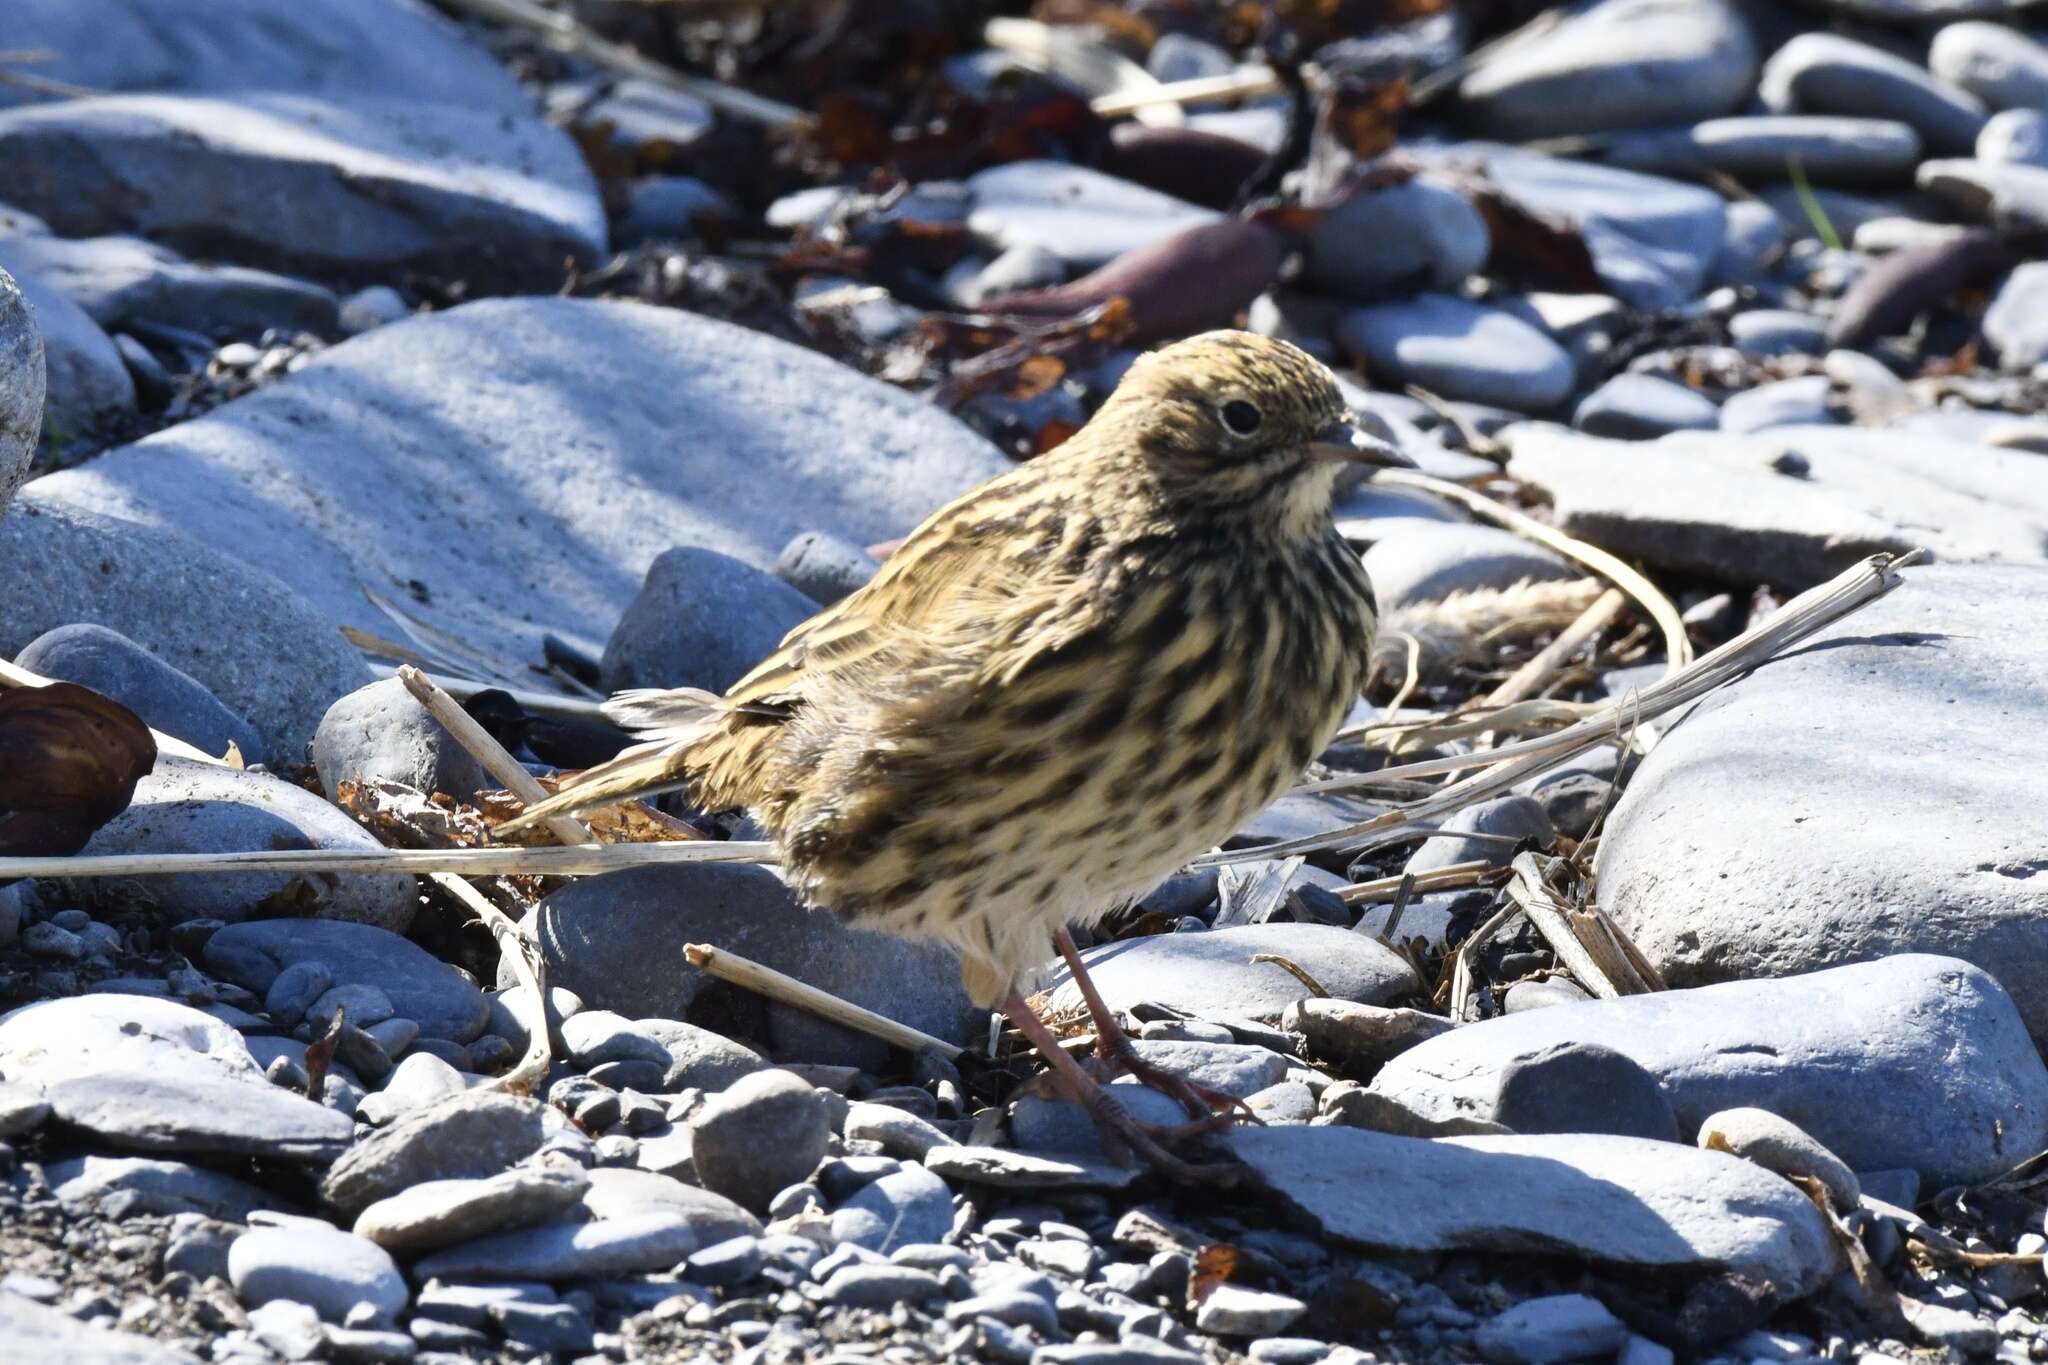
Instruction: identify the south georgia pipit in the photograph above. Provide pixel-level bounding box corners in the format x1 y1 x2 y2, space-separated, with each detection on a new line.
502 330 1416 1179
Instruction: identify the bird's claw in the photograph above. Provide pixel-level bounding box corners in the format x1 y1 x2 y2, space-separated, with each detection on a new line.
1079 1087 1241 1187
1086 1037 1266 1128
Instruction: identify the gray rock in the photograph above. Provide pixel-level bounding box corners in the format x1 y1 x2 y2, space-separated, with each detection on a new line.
1227 1126 1834 1292
0 1290 199 1365
1490 1042 1680 1143
46 1155 277 1221
578 1166 760 1243
32 300 1006 670
821 1263 945 1309
1505 425 2048 587
1713 200 1790 287
1196 1285 1307 1338
0 1078 47 1138
634 1018 766 1092
1761 32 1986 156
16 623 262 764
1405 796 1553 875
1985 261 2048 368
1698 1107 1860 1210
1474 1294 1629 1365
1602 565 2048 1027
1573 373 1719 440
1458 0 1755 139
1362 522 1579 614
773 530 879 606
1284 999 1454 1074
3 0 530 116
356 1051 466 1127
829 1164 956 1253
1372 955 2047 1186
966 161 1219 269
1728 309 1831 358
229 1223 407 1324
1502 978 1593 1012
412 1211 703 1281
320 1092 555 1216
1044 924 1417 1022
206 918 488 1043
1305 178 1489 298
0 995 349 1161
1605 116 1921 183
843 1103 956 1161
1338 295 1573 413
0 235 336 341
353 1164 590 1255
1931 21 2048 112
530 863 977 1067
9 270 132 456
1035 1342 1200 1365
311 678 490 804
76 759 407 929
0 93 602 290
0 269 40 513
1918 155 2048 229
0 493 369 758
615 176 736 247
560 1010 669 1069
1979 108 2048 167
690 1070 830 1214
1718 375 1836 433
600 546 820 695
338 286 410 335
1413 145 1725 311
923 1146 1143 1192
1123 1040 1291 1098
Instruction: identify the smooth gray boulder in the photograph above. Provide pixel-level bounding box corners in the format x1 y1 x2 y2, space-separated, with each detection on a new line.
1041 924 1419 1021
77 758 416 932
17 623 263 764
0 235 337 340
0 995 351 1162
965 161 1218 269
1599 566 2048 1047
1227 1127 1835 1296
33 299 1009 669
0 494 372 759
1761 32 1987 155
3 0 532 116
0 93 604 290
312 678 490 804
1506 425 2048 587
1931 21 2048 112
600 547 820 695
1458 0 1756 139
7 268 134 454
206 918 489 1044
1338 295 1574 413
0 268 40 514
1371 955 2048 1186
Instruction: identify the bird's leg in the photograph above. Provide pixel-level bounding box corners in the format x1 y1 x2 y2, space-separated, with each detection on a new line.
1053 928 1260 1127
999 990 1236 1186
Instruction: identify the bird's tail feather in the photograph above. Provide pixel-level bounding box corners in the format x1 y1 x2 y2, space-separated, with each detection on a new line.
493 687 726 835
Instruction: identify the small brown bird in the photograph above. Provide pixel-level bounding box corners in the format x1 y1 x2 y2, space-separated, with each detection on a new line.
505 331 1413 1173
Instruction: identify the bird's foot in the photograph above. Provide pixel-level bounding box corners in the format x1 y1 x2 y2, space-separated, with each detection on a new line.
1083 1039 1264 1128
1074 1083 1242 1187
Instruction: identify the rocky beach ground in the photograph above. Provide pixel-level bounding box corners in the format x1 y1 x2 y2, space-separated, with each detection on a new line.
0 1 2046 1363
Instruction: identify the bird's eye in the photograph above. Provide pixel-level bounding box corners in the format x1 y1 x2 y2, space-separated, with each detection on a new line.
1220 399 1262 436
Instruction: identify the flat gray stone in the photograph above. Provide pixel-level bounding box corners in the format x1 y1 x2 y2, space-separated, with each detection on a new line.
1305 177 1489 298
577 1166 761 1242
1458 0 1756 139
229 1223 408 1324
829 1164 956 1253
0 93 602 290
1761 32 1986 156
33 299 1007 669
1506 424 2048 588
205 918 489 1043
353 1165 590 1256
1362 522 1579 615
1044 924 1418 1022
3 0 530 116
0 995 350 1161
1600 565 2048 1045
924 1146 1142 1192
320 1092 555 1216
78 758 415 932
0 235 336 340
1338 295 1574 413
1227 1126 1835 1294
965 162 1218 269
17 623 263 765
412 1212 704 1281
1933 21 2048 112
0 1290 198 1365
1573 374 1719 440
0 494 372 759
530 863 977 1068
1412 144 1724 311
45 1155 279 1221
1719 376 1835 434
1604 116 1922 183
1919 156 2048 231
1371 955 2048 1187
1475 1294 1629 1365
0 268 40 514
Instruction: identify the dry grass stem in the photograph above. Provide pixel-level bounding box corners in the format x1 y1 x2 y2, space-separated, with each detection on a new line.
684 943 964 1060
1088 68 1281 116
367 666 611 721
1485 587 1627 708
435 872 552 1095
1248 953 1329 998
1375 469 1693 673
396 665 593 847
0 840 779 881
434 0 812 129
986 18 1183 128
1338 859 1499 905
1506 853 1632 1001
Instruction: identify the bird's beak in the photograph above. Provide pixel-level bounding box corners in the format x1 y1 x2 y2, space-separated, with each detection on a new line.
1308 416 1418 470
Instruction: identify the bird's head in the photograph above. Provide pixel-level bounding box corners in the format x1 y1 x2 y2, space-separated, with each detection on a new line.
1084 330 1416 526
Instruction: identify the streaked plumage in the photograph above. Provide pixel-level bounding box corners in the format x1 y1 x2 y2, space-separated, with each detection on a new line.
505 331 1406 1009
